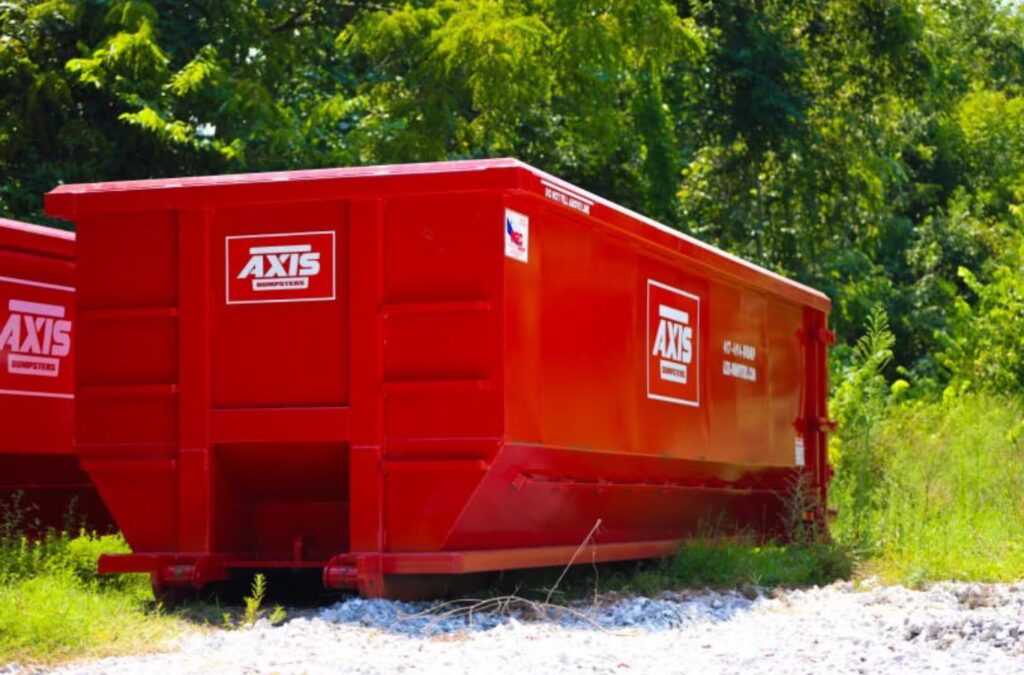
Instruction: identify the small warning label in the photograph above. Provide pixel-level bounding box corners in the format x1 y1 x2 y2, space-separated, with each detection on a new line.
504 209 529 263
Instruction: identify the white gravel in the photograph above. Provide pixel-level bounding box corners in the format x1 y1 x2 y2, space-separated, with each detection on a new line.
19 580 1024 674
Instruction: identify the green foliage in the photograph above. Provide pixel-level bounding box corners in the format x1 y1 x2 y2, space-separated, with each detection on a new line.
0 573 180 664
0 530 135 591
950 89 1024 214
831 393 1024 583
1 0 706 223
660 538 852 590
242 572 266 625
341 0 703 221
829 305 896 550
940 235 1024 395
0 530 185 664
2 0 1023 378
829 303 1024 584
493 536 852 599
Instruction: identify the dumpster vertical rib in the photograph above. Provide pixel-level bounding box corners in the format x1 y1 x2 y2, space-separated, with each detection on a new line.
803 308 835 511
177 209 213 552
347 199 386 576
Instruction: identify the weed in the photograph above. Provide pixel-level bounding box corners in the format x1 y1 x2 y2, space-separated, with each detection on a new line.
780 471 827 546
490 533 853 600
663 537 852 589
829 304 896 552
237 573 286 627
268 605 288 626
243 573 268 625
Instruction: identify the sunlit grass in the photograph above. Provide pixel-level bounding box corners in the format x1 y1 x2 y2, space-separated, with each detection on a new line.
0 532 192 666
610 538 853 595
832 393 1024 585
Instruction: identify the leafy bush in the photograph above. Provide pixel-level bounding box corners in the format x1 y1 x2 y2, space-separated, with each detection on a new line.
940 235 1024 396
0 531 133 586
829 304 896 551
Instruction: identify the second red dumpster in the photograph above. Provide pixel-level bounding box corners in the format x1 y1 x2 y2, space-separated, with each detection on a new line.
0 217 112 533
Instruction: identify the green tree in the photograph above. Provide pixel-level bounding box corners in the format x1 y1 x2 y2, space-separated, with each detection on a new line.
342 0 703 221
940 234 1024 396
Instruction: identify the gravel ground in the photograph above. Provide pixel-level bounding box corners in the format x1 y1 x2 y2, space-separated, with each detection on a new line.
15 580 1024 674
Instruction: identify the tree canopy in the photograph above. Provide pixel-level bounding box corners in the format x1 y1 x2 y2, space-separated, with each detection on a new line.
2 0 1023 395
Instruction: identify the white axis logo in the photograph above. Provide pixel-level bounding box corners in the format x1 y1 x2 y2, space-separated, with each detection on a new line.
651 304 693 385
237 244 321 291
0 299 71 377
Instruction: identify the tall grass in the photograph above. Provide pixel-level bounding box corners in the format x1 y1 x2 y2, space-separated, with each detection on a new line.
0 531 188 665
829 306 1024 584
836 394 1024 583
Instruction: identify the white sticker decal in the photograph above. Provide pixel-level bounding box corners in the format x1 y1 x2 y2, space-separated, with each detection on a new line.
0 276 74 400
721 338 758 382
504 209 529 263
795 437 806 467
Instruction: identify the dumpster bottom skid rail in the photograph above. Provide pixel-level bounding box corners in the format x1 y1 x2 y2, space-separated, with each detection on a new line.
98 540 684 600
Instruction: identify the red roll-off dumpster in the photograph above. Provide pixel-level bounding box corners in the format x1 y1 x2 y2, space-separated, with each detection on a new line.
45 159 833 597
0 217 112 532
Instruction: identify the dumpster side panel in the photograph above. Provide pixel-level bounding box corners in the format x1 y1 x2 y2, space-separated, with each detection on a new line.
500 199 810 467
444 190 826 551
75 210 180 547
379 193 503 552
213 201 349 408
